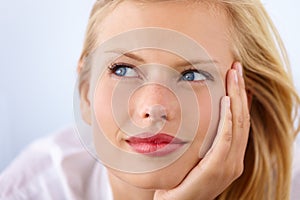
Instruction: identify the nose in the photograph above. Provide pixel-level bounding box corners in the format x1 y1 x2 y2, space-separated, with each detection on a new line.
129 84 179 126
143 104 167 122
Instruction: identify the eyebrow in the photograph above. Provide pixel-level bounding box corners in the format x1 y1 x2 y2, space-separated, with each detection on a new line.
105 49 219 67
105 49 145 62
174 59 219 68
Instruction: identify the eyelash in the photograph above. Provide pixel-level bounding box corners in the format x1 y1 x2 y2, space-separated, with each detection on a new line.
108 63 137 76
108 62 134 70
180 68 215 82
108 63 214 82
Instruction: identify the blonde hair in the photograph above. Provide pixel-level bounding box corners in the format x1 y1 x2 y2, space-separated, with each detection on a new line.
77 0 300 199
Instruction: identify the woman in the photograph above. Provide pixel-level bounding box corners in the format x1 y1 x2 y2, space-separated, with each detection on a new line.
1 0 299 199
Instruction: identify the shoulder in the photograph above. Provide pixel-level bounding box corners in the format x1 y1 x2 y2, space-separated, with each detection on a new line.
0 126 111 200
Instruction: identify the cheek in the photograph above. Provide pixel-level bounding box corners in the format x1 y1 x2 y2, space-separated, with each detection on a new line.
198 89 212 123
194 86 212 142
93 77 119 140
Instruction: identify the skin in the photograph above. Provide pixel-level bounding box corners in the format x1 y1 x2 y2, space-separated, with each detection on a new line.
80 1 250 199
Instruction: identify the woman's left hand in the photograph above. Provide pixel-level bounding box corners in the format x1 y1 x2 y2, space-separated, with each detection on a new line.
154 62 251 200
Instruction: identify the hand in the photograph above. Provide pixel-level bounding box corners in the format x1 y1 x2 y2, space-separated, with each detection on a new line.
154 62 251 200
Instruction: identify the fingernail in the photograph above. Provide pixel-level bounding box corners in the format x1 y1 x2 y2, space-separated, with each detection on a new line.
234 70 238 83
237 63 243 77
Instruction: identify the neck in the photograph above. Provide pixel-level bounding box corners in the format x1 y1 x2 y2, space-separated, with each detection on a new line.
108 172 155 200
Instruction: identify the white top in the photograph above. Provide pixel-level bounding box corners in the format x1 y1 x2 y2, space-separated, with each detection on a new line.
0 127 113 200
0 126 299 200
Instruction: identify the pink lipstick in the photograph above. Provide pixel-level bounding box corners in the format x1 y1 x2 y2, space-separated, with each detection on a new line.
126 133 186 156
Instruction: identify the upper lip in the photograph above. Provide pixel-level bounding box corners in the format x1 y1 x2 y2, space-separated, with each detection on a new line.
125 133 185 144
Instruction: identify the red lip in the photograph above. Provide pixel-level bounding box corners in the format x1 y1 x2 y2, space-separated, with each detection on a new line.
125 133 186 156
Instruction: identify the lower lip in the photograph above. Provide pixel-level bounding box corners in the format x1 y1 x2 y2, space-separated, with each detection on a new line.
126 134 185 156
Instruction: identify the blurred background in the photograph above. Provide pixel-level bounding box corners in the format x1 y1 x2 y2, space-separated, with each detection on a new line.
0 0 299 172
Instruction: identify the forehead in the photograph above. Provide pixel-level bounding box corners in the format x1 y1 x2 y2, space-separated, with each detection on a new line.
96 0 234 73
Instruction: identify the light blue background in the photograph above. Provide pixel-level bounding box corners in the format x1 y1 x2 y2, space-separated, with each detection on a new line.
0 0 299 171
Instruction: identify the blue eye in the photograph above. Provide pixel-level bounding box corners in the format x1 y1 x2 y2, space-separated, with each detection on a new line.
181 70 210 82
109 63 138 77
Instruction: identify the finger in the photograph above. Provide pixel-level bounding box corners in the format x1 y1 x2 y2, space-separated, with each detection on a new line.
232 62 249 120
230 62 250 157
233 62 250 155
205 96 232 162
226 68 243 147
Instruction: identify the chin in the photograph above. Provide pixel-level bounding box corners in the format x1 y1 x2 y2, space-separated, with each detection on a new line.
108 152 200 190
110 166 187 190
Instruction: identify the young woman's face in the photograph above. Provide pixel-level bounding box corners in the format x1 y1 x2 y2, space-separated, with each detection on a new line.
83 0 234 189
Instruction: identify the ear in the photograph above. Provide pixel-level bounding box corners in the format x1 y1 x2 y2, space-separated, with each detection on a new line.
77 58 92 125
80 82 92 125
